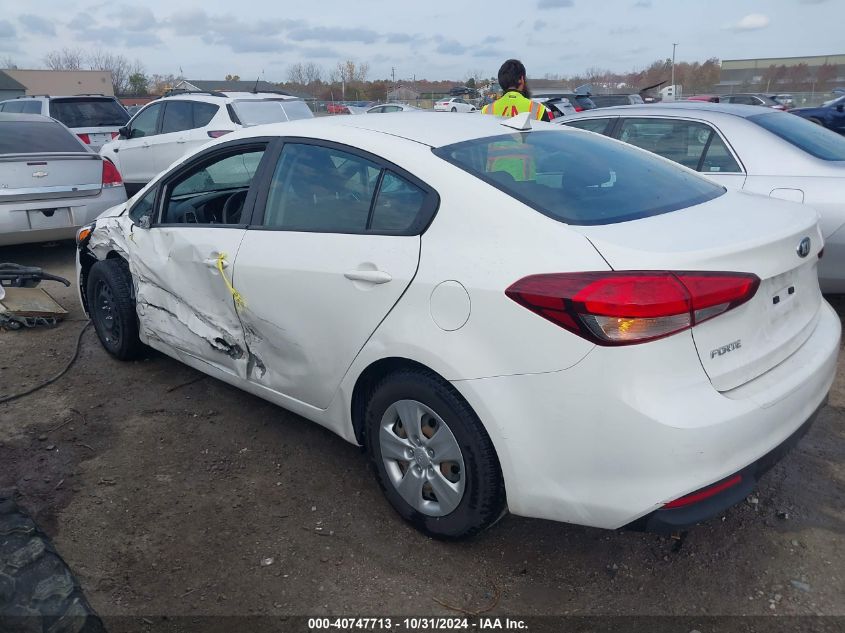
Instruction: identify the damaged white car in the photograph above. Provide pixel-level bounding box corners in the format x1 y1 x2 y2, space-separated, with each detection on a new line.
76 113 838 539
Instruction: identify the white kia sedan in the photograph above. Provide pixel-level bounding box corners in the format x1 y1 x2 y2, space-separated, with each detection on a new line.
76 113 839 539
556 102 845 292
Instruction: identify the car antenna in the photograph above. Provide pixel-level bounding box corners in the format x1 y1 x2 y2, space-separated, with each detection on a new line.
500 112 532 131
252 77 259 94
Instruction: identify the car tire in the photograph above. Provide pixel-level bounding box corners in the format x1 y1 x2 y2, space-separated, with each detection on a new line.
87 258 143 360
451 107 457 112
0 496 105 633
364 369 506 540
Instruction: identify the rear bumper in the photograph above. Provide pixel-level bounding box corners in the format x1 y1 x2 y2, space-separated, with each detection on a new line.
0 188 126 246
624 398 824 532
452 300 840 530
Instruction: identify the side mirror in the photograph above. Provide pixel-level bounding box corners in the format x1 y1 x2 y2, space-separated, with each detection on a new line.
118 126 129 139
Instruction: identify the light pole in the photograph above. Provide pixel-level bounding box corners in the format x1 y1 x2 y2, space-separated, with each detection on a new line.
671 43 678 99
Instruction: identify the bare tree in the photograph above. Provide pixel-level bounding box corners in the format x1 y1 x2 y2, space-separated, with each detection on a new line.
148 73 177 95
0 55 17 69
87 49 131 94
44 48 85 71
303 62 322 85
287 63 306 85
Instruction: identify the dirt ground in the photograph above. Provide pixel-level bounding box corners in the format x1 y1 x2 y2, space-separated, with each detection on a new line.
1 241 843 620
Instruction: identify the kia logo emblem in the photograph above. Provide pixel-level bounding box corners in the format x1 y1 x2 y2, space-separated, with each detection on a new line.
797 237 811 258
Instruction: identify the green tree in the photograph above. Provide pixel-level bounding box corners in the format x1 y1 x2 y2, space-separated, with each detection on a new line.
466 77 476 89
128 72 148 96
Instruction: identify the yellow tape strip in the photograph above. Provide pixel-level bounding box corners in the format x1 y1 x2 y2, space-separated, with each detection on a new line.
216 252 246 310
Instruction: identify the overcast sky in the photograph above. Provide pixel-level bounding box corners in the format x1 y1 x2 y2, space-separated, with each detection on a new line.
0 0 840 81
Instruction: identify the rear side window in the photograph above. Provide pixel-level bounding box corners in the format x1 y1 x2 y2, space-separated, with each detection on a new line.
749 112 845 161
0 120 85 153
434 130 724 226
193 102 218 127
590 95 627 108
564 118 614 135
371 172 427 232
231 100 313 126
1 100 42 114
49 98 129 128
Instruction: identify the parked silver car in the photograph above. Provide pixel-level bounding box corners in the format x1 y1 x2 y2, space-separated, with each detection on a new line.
0 113 127 246
365 103 420 113
556 102 845 292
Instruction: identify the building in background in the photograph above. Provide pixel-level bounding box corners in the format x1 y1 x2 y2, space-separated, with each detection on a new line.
1 69 114 96
717 54 845 95
0 71 26 100
172 79 282 93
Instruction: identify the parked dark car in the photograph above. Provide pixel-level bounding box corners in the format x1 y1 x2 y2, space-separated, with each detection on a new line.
533 92 596 112
589 94 645 108
791 95 845 134
720 93 786 110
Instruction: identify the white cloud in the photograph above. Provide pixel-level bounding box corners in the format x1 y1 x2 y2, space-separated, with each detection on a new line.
725 13 770 31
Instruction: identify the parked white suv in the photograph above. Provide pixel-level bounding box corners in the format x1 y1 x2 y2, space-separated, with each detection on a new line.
100 91 313 195
0 95 130 152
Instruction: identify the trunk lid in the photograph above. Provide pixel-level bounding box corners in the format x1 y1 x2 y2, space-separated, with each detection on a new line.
574 189 824 391
0 154 103 203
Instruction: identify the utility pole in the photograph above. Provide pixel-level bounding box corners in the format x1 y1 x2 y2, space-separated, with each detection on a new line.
671 43 678 100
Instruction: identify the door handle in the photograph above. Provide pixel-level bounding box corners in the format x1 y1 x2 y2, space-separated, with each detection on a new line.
205 257 229 269
344 270 392 284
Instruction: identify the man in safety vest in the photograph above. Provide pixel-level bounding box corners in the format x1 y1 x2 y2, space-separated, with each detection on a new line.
481 59 551 121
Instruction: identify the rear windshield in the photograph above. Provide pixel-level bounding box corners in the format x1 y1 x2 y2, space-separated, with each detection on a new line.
231 99 314 126
433 130 724 225
749 111 845 161
49 98 130 128
0 120 86 153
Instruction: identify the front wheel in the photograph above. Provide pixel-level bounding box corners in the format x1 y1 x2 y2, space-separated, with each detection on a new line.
451 107 457 112
364 369 506 539
87 258 143 360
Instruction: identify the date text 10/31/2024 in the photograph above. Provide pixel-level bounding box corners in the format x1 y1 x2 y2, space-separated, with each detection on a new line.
307 617 529 630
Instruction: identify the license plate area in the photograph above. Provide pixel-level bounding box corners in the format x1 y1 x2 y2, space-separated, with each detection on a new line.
27 208 72 229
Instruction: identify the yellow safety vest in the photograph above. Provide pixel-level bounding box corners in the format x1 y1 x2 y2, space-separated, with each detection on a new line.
481 91 547 120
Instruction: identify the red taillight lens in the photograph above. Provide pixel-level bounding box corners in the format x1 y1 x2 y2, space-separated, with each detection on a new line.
662 474 743 509
207 130 233 138
506 271 760 345
101 159 123 188
111 131 119 139
574 106 584 112
77 133 91 144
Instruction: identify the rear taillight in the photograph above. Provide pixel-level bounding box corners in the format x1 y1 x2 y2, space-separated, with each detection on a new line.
506 271 760 345
574 106 584 112
101 159 123 188
77 133 91 144
111 131 119 139
207 130 233 138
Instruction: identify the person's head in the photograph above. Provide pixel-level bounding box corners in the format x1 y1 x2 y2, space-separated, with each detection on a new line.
498 59 529 97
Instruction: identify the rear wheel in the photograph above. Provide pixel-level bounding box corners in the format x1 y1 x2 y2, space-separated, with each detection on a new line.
87 259 143 360
364 369 505 539
451 107 457 112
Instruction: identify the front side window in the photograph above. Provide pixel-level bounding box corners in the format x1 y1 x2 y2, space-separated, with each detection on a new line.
129 103 162 138
161 147 266 224
129 187 157 224
618 118 735 171
750 111 845 161
434 130 724 226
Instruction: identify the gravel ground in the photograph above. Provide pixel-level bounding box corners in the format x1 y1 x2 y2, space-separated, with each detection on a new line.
1 241 843 621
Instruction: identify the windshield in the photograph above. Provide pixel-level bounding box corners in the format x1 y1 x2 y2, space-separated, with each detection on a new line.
48 98 129 128
231 99 314 126
0 120 86 153
433 130 724 225
821 95 845 108
749 111 845 161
